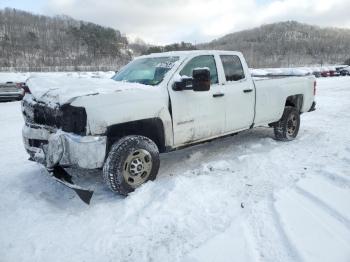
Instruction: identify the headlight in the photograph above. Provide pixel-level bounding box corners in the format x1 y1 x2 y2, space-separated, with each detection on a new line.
61 105 87 135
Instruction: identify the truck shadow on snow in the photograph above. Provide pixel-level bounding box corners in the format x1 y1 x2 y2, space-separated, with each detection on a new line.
21 127 277 208
158 127 277 177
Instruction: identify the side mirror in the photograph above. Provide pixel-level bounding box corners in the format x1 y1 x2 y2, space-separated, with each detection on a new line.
173 77 193 91
192 68 210 91
172 68 211 91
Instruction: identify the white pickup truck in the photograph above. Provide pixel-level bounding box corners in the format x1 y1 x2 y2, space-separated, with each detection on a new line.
22 50 316 203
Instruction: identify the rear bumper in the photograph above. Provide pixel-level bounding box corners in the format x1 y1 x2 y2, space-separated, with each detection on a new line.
23 123 107 169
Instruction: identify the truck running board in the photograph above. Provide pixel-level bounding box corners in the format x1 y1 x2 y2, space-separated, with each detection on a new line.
50 166 94 205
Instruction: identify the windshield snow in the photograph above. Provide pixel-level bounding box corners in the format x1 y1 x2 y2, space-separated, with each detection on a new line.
112 56 179 86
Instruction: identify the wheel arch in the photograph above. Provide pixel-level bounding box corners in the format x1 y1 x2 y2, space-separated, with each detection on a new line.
269 94 304 127
285 94 303 112
106 118 167 153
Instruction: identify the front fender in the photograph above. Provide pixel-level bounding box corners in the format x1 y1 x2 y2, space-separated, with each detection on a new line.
71 92 174 148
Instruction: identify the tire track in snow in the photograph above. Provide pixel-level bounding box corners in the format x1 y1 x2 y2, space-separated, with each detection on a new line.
274 187 350 262
269 196 304 262
295 186 350 231
318 170 350 188
295 174 350 226
246 195 303 262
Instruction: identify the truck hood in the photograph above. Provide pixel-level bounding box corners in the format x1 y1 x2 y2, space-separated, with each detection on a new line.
26 75 155 106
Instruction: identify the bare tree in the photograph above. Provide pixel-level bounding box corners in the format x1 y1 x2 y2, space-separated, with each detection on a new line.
0 8 131 71
199 21 350 68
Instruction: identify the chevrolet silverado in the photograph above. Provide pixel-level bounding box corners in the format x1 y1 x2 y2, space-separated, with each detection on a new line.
21 50 316 203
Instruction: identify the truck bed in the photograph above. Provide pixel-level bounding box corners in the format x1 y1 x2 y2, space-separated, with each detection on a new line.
253 75 315 126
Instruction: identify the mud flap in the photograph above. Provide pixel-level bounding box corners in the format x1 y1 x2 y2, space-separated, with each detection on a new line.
50 166 94 205
308 101 316 112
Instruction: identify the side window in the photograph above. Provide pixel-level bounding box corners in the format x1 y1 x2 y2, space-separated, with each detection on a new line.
220 55 245 81
180 55 218 84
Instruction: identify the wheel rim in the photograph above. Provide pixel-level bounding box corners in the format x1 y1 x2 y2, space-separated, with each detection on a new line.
287 113 298 137
123 149 153 187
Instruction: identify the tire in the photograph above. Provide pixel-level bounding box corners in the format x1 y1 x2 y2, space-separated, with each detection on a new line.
273 106 300 141
103 135 160 195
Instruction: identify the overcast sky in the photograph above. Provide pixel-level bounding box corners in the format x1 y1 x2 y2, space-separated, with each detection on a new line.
1 0 350 44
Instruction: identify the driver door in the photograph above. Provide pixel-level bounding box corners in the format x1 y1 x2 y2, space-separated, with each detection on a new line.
168 55 226 146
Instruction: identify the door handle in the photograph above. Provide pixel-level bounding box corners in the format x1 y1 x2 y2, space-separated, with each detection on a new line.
243 89 253 93
213 93 225 98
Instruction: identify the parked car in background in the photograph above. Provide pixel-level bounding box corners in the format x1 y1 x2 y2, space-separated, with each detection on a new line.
320 68 330 77
0 82 25 101
312 68 321 78
339 66 350 76
328 67 339 77
335 65 348 75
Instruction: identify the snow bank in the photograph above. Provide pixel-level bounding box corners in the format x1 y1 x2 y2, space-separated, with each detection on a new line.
0 71 115 84
0 72 30 83
250 69 269 76
250 67 311 77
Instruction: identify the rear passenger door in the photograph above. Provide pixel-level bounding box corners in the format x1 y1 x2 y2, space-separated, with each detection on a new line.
219 55 255 132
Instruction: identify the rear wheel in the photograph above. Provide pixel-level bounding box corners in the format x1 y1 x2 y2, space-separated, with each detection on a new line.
103 135 160 195
273 106 300 141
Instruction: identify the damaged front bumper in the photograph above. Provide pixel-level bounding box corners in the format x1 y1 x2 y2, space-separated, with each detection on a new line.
23 123 106 169
49 166 94 204
22 123 107 204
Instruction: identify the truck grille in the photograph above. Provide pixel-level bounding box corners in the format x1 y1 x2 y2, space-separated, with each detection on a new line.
22 97 87 135
33 104 62 127
22 99 61 128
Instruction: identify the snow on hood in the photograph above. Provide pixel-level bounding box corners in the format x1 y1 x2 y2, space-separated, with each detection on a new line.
26 75 152 106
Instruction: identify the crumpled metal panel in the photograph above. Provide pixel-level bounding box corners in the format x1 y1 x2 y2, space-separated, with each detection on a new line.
23 124 106 169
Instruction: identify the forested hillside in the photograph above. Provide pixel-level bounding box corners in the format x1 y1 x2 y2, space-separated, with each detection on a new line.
1 9 350 71
199 21 350 68
0 8 131 71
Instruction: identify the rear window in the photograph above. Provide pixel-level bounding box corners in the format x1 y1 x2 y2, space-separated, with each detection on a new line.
220 55 245 82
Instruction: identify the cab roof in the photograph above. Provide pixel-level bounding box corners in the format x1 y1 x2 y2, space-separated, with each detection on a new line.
139 50 242 59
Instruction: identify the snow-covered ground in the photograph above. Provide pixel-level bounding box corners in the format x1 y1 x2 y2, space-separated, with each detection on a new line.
0 76 350 262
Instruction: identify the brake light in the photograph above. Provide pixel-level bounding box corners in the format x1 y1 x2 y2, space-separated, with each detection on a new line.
313 81 316 96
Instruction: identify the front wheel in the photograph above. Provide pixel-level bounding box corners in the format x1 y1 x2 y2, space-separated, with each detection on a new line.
103 135 160 195
273 106 300 141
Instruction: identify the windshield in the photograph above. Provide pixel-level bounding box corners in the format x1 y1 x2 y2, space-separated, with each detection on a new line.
112 56 179 86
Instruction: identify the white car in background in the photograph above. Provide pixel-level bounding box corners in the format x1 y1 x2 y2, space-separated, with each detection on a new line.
340 66 350 76
0 81 25 102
